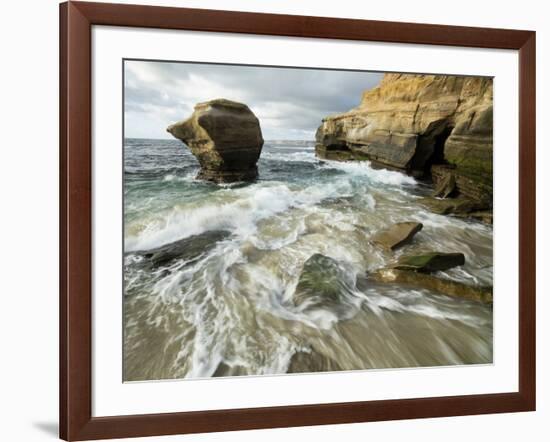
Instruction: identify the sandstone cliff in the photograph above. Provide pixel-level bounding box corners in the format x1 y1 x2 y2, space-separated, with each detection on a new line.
167 99 264 183
316 74 493 211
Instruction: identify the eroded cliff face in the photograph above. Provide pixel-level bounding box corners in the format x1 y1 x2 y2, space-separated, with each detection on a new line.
316 74 493 210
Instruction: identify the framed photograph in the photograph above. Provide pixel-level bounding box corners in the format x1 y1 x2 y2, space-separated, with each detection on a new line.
60 1 536 440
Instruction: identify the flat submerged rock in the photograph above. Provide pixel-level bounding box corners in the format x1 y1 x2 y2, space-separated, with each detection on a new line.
287 348 342 374
292 254 357 315
393 252 465 272
369 268 492 304
132 230 230 267
371 221 423 250
293 254 348 308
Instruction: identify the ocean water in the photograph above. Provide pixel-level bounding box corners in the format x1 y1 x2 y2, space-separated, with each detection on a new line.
123 138 493 381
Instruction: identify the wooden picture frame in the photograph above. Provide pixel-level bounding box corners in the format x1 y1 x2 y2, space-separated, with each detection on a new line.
59 1 536 440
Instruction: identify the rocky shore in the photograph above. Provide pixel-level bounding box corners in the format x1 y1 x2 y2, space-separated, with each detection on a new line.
125 134 493 379
125 69 495 380
293 220 492 307
315 74 493 221
163 80 493 303
288 214 493 372
163 78 493 308
167 85 491 304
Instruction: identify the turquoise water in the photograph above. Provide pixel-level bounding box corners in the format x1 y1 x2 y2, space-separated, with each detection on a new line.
124 138 493 381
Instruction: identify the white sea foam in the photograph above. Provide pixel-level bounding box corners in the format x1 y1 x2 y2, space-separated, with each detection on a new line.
365 193 376 209
126 180 358 251
320 160 418 186
124 140 493 380
360 288 491 327
261 151 319 163
162 170 199 182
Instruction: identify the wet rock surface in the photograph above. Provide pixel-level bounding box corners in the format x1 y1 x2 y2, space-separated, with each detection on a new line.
293 254 355 311
371 222 423 250
287 348 343 374
213 362 248 377
393 252 465 272
132 230 230 268
369 268 493 304
431 165 457 198
417 196 487 216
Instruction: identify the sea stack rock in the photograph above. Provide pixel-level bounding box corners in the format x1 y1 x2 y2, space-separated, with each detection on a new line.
167 99 264 183
316 74 493 214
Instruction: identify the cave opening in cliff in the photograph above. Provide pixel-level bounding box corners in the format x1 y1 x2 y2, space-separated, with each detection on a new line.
410 122 455 180
413 123 455 180
430 125 454 167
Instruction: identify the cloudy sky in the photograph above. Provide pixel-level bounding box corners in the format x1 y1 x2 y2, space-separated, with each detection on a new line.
124 60 383 140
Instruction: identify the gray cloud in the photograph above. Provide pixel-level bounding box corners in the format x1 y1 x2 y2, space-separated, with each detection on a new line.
124 60 383 140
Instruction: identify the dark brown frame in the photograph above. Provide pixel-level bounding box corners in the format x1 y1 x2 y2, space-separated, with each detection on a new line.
60 1 536 440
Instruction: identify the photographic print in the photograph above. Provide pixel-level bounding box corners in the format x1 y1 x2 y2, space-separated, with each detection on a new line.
123 60 493 382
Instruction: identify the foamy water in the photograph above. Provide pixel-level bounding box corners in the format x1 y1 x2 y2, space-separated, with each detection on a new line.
124 139 493 381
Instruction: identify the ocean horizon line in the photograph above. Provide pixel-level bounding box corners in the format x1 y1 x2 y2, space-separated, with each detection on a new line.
124 137 314 142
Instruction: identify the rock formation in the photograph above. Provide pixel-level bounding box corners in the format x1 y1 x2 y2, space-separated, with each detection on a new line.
369 268 493 303
287 348 342 374
132 230 230 268
393 252 465 272
167 99 264 183
212 362 248 377
293 254 351 309
316 74 493 216
371 222 423 250
292 254 359 316
369 251 491 303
